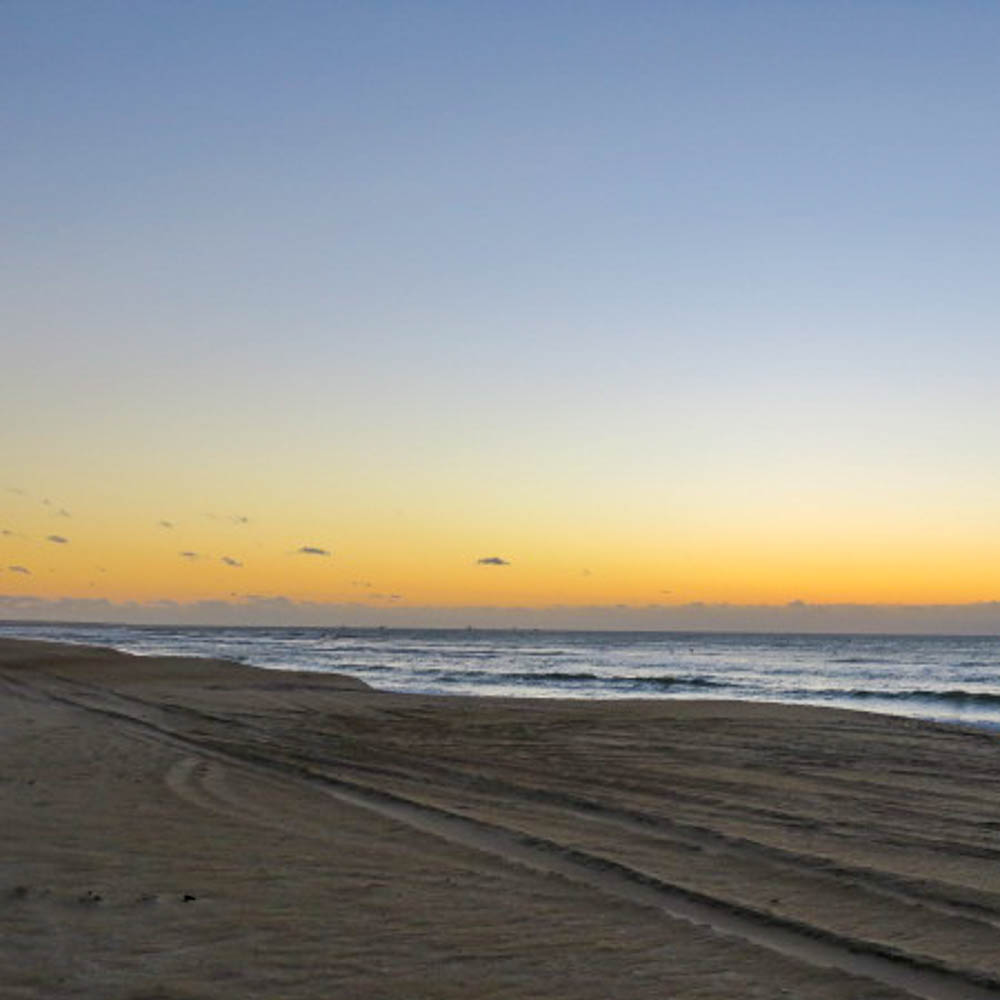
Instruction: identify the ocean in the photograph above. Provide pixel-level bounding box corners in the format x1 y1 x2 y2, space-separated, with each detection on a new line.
3 620 1000 727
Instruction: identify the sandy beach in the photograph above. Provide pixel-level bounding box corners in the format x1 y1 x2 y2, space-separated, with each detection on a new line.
4 638 1000 999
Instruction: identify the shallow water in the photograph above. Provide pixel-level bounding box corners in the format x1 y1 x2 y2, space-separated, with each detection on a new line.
3 620 1000 727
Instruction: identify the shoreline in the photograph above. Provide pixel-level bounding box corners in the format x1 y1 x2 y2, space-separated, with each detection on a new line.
4 636 1000 999
4 621 1000 734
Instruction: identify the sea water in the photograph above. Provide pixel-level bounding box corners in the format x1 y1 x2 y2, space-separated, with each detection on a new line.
3 620 1000 727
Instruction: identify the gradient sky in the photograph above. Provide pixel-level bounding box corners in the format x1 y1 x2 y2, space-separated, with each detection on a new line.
4 2 1000 628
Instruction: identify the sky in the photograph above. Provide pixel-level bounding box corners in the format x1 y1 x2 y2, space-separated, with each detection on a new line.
4 1 1000 631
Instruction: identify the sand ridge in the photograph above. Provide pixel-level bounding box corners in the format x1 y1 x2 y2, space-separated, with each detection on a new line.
4 637 1000 998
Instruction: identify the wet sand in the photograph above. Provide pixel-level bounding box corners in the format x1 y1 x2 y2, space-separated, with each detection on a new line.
4 636 1000 999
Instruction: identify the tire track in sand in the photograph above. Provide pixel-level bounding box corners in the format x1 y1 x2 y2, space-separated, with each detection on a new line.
286 742 1000 934
165 751 1000 1000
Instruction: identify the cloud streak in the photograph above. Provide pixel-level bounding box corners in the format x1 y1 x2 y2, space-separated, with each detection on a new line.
46 535 69 544
8 565 30 574
221 556 243 567
296 546 331 557
3 597 1000 633
477 556 510 566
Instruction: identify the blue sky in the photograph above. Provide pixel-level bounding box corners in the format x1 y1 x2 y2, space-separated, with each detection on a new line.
4 2 1000 627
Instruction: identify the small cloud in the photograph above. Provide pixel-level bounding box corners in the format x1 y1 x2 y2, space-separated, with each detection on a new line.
659 589 672 595
351 580 373 588
55 508 71 518
296 546 331 557
477 556 510 566
42 498 51 506
46 534 69 544
179 551 201 560
5 487 25 496
221 556 243 567
1 529 13 536
229 515 249 525
581 568 592 577
158 520 175 529
8 565 30 574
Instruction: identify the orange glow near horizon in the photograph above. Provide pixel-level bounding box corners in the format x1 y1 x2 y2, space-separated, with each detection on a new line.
5 476 1000 612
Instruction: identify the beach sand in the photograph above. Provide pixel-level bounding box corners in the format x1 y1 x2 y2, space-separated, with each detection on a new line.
4 638 1000 999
